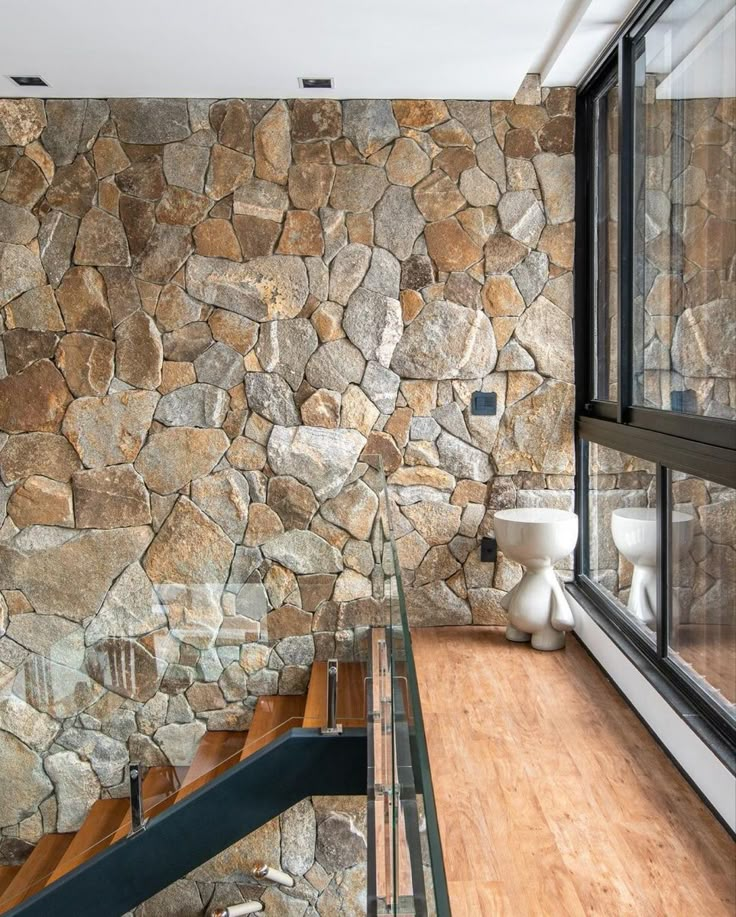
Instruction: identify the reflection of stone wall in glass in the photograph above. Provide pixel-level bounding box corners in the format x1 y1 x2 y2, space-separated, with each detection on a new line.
636 74 736 417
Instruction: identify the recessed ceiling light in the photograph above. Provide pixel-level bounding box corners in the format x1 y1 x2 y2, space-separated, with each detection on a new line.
298 77 334 90
9 76 48 87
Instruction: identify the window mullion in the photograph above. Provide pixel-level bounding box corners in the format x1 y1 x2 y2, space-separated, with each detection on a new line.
616 34 634 424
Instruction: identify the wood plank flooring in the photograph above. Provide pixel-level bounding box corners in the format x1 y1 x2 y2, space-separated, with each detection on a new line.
411 626 736 917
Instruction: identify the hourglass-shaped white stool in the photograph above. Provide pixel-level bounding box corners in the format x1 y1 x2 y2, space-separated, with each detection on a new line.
494 508 579 651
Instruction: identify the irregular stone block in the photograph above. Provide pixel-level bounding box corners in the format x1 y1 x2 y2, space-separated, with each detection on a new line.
0 242 46 308
72 464 151 529
62 390 158 468
344 287 402 367
342 100 399 156
154 383 229 427
115 310 163 389
268 425 366 501
0 360 72 434
135 427 229 494
0 432 81 484
374 185 425 260
262 530 343 575
110 99 191 144
56 332 115 397
7 475 74 528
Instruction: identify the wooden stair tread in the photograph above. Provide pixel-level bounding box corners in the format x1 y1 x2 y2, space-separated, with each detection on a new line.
46 798 129 886
0 868 19 899
110 766 186 843
174 730 249 802
303 661 367 729
241 695 306 759
0 834 74 912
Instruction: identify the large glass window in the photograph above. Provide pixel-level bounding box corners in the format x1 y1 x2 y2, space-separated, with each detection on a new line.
578 0 735 741
632 0 736 417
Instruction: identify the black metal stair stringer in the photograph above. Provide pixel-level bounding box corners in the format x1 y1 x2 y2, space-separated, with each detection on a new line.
6 727 367 917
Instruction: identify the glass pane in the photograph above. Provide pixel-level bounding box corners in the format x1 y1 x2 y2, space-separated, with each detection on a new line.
633 0 736 417
588 442 657 637
670 473 735 709
593 79 620 401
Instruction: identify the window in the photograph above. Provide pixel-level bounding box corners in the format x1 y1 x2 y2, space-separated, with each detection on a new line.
576 0 736 744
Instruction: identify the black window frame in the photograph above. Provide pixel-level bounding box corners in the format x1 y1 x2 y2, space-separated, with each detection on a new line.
574 0 736 752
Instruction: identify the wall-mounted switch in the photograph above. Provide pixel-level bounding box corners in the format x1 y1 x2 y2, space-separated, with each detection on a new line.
471 391 497 416
480 537 497 562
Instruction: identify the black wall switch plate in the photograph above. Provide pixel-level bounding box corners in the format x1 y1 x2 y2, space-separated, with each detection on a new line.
471 391 497 416
480 537 497 562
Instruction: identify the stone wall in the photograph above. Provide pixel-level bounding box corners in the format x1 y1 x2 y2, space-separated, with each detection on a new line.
0 78 576 855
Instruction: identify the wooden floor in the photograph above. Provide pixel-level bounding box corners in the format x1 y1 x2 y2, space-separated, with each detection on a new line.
412 627 736 917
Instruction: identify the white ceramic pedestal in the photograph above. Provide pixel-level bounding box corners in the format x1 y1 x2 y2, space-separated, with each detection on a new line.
494 508 579 651
610 507 694 627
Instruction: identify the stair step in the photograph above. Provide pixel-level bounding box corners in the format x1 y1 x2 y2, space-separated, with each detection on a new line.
45 798 130 887
0 834 74 912
0 869 19 898
173 730 249 802
303 661 367 729
110 766 187 844
241 695 306 759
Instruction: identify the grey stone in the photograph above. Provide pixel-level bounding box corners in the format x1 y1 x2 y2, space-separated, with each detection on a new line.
163 140 210 193
432 402 472 443
62 390 159 468
344 287 403 367
275 635 315 666
306 339 365 393
233 177 289 221
154 383 230 427
45 751 100 832
38 211 78 287
194 341 244 389
86 562 165 643
246 372 299 425
135 224 193 284
363 247 401 299
0 696 58 753
186 254 309 320
404 581 472 626
343 99 400 155
7 613 84 668
135 427 229 494
321 206 348 263
110 99 191 144
0 731 53 828
437 431 492 482
0 200 39 245
476 135 507 191
496 339 536 371
0 243 46 308
328 243 371 305
57 727 128 787
138 880 203 917
498 191 545 246
330 165 388 212
316 812 367 870
85 637 166 702
268 425 366 500
515 296 574 381
191 469 251 542
447 101 493 141
533 153 575 224
281 798 317 876
255 318 318 390
391 301 496 379
411 416 441 441
42 100 86 165
154 721 206 766
511 250 549 305
13 657 104 718
263 530 342 574
374 185 425 260
362 361 401 413
459 167 500 206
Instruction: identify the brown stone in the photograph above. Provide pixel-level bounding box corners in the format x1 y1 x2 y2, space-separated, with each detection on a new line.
211 100 253 153
254 101 291 185
72 464 151 528
62 390 159 468
450 480 488 507
361 430 402 473
98 179 120 214
268 476 319 531
481 275 525 316
400 289 424 323
115 310 163 390
232 214 281 259
205 145 254 200
193 219 242 259
277 210 324 256
485 233 528 272
504 128 539 159
0 433 81 484
93 138 130 178
329 165 388 212
56 332 115 397
293 140 333 163
46 157 97 217
56 266 113 337
331 137 363 164
74 207 130 267
346 212 373 245
156 187 212 226
430 119 474 147
685 217 736 271
116 159 166 202
434 147 477 182
265 605 312 639
386 138 431 187
538 223 574 271
3 286 62 333
538 116 574 154
546 88 576 118
291 100 342 142
244 503 284 546
159 361 196 394
425 219 483 272
414 171 465 221
392 100 449 130
119 195 155 256
288 163 335 210
0 360 72 434
162 322 213 361
226 436 266 471
384 406 413 448
208 310 258 354
7 475 74 528
3 329 58 374
134 426 227 495
135 224 193 284
2 156 47 208
300 389 341 428
155 283 206 331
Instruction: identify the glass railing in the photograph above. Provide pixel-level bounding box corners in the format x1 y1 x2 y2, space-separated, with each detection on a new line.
0 455 445 915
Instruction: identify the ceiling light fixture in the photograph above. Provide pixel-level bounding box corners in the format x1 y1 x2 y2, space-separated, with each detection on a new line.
298 77 334 89
9 76 48 87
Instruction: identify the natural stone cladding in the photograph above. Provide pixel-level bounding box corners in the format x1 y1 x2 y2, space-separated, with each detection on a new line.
0 77 576 859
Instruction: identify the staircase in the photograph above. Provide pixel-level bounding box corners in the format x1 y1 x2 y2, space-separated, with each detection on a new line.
0 661 367 916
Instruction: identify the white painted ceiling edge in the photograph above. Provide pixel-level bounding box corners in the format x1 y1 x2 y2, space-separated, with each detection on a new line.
1 0 577 100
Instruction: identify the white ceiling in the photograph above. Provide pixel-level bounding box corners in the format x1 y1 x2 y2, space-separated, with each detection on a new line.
1 0 575 101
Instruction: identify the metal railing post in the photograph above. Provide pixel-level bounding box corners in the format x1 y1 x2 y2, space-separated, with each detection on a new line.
128 764 147 836
321 658 343 735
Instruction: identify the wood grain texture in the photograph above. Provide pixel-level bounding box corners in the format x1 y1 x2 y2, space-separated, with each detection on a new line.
412 626 736 917
241 694 307 759
303 661 367 729
0 834 74 912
